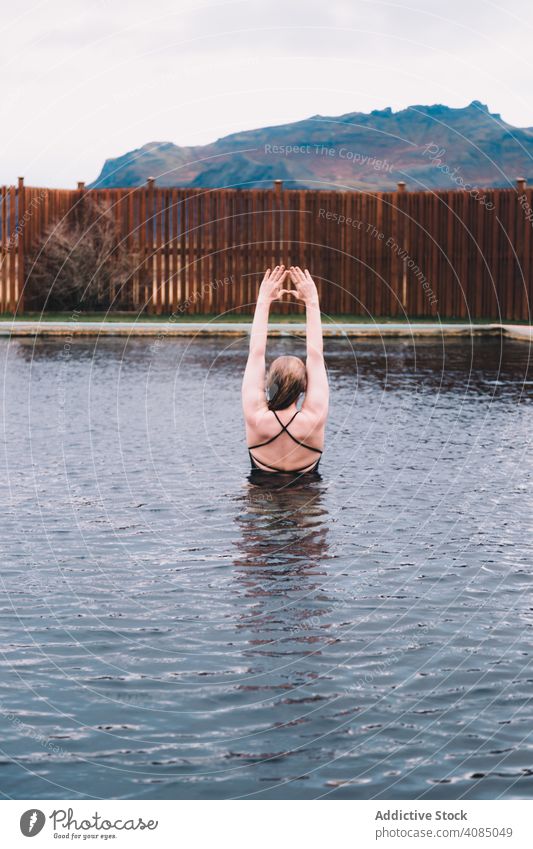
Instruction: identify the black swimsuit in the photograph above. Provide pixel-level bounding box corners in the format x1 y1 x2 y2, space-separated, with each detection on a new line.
248 410 323 474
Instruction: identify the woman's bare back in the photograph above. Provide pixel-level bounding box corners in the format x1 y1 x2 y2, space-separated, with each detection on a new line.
246 407 325 473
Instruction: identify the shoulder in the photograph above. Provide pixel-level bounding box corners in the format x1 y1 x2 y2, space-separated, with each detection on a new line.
242 389 269 423
244 407 273 434
297 405 328 429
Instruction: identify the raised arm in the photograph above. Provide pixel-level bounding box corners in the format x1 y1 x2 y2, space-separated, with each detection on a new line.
242 266 288 424
289 267 329 420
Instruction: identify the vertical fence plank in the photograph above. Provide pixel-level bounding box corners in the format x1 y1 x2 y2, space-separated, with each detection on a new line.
233 190 242 315
427 191 437 318
206 190 214 312
186 191 196 312
162 188 170 312
513 186 524 321
519 188 531 321
170 188 177 312
137 185 145 310
155 186 163 313
145 179 154 312
375 191 383 317
8 186 16 312
1 187 7 312
389 189 398 316
249 188 258 312
217 190 226 314
194 191 202 314
177 189 186 309
16 178 25 311
357 190 366 316
442 191 452 320
202 190 210 312
125 188 135 308
215 190 222 307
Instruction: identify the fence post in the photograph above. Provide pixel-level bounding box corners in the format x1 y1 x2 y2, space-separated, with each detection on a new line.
396 182 407 311
146 177 155 313
273 180 283 272
74 181 86 228
17 177 25 313
0 185 5 313
515 178 528 321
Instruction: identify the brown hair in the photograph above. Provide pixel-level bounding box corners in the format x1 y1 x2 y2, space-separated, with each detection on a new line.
266 356 307 411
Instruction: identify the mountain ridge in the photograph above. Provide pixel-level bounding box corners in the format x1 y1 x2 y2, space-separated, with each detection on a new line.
89 101 533 191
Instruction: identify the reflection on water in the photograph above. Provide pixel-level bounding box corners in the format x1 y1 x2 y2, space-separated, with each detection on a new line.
0 335 532 799
233 477 330 641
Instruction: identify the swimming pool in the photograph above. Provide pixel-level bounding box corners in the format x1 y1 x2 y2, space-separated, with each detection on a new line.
1 333 532 799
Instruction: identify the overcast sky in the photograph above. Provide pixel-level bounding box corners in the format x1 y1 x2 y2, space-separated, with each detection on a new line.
1 0 531 187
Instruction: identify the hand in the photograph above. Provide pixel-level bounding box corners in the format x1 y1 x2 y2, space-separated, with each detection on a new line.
287 267 319 305
257 265 289 304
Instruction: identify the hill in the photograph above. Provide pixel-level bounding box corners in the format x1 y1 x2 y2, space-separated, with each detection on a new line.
89 101 533 191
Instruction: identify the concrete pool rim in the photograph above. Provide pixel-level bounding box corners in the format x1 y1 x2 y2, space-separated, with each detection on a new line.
0 321 531 342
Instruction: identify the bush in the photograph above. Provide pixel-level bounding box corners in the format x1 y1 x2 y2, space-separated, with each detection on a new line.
25 196 134 311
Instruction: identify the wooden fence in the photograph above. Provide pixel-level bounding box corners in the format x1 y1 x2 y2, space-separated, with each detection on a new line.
1 178 532 319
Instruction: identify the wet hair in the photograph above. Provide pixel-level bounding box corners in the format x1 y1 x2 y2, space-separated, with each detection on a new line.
266 356 307 411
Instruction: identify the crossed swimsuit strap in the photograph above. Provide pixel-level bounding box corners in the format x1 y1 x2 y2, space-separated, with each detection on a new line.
248 411 322 473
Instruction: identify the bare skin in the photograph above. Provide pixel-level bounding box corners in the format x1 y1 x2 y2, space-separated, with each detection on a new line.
242 265 329 472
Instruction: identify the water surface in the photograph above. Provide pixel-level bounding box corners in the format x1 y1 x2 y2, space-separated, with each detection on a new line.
1 333 532 799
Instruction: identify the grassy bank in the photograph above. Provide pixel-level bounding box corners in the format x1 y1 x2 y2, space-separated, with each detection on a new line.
0 312 518 324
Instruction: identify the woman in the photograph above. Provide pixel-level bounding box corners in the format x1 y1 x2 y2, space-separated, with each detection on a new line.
242 265 329 474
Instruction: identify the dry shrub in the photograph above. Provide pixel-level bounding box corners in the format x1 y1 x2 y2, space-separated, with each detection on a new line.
26 196 134 311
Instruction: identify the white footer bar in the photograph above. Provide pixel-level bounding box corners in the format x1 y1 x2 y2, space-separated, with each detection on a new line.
3 799 532 848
